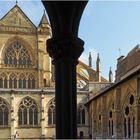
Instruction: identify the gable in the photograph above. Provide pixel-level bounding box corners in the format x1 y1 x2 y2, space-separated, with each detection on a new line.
0 5 36 29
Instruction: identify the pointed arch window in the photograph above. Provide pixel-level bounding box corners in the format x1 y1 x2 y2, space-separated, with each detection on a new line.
4 42 32 67
128 117 131 137
4 78 7 88
123 94 135 138
112 120 114 136
0 78 3 88
23 78 26 88
0 73 7 88
0 98 9 126
32 79 35 89
9 78 12 88
19 74 26 89
124 118 127 138
18 97 38 126
78 105 86 125
108 103 114 138
48 98 55 125
109 120 111 136
14 78 17 88
28 74 35 89
0 73 35 89
133 117 135 138
19 78 22 88
9 74 17 88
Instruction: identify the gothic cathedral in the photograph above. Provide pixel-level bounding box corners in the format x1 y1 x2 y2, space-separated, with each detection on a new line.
0 4 109 139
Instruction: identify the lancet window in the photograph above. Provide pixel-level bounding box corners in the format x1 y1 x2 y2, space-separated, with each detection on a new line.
0 98 9 126
0 73 35 89
123 95 135 138
77 105 86 125
48 98 55 125
108 102 114 138
0 73 7 88
28 74 35 89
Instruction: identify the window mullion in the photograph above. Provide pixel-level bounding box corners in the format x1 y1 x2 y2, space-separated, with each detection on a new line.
12 79 13 88
22 110 23 125
33 110 34 126
51 109 52 124
2 110 4 125
2 78 4 88
27 108 29 125
80 111 82 124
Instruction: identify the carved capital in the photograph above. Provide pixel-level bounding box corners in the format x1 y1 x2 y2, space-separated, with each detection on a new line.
47 37 84 63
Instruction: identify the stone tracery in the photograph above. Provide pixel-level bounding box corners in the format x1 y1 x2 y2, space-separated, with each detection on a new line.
4 42 32 67
18 97 38 126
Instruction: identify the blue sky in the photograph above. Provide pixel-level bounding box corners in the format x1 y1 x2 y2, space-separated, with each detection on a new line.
0 1 140 81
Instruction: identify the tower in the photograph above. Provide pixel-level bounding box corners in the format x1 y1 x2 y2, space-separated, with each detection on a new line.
109 67 113 82
37 10 52 87
96 53 101 82
89 52 92 67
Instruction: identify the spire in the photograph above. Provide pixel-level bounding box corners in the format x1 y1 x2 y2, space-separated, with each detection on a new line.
39 9 49 26
97 53 100 63
88 52 92 67
16 0 18 5
96 53 101 82
109 67 113 82
96 53 101 72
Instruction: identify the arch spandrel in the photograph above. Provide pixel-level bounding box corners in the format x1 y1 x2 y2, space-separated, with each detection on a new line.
47 98 55 108
0 97 10 110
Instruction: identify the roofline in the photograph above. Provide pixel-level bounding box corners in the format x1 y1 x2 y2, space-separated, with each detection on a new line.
85 68 140 105
0 4 37 29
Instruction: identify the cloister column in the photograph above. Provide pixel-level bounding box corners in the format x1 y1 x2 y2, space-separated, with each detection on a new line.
101 96 107 138
135 78 140 138
114 88 122 138
42 1 88 139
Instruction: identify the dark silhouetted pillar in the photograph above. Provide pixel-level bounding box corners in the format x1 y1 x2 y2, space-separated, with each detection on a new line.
42 1 88 139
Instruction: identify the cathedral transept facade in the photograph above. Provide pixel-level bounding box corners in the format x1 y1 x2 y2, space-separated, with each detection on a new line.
0 4 109 139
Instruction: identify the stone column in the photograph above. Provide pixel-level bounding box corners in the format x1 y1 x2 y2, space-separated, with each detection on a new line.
41 93 45 138
10 93 15 139
92 101 97 139
42 2 88 138
47 37 84 138
101 96 107 138
135 78 140 138
114 88 122 138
